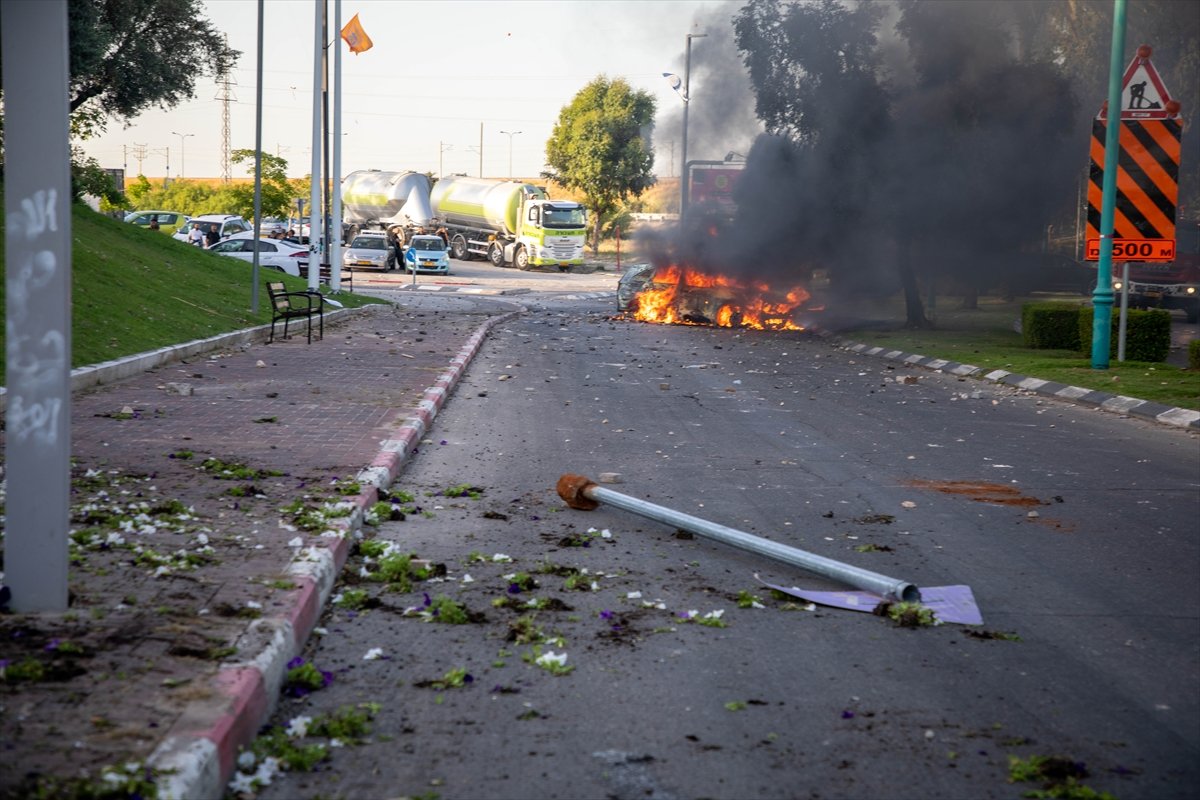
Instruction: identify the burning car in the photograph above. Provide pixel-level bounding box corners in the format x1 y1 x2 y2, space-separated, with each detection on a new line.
618 262 812 331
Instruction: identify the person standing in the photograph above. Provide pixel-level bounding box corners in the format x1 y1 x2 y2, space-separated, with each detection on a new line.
188 223 205 247
204 223 221 248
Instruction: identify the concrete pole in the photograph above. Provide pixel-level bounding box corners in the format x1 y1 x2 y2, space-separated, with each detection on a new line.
331 0 343 291
250 0 264 311
308 0 323 290
2 0 73 611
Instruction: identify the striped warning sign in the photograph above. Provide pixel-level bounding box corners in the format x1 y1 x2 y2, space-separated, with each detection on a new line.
1086 118 1180 262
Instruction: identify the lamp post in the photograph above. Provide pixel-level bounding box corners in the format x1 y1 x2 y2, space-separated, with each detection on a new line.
171 131 194 178
500 130 522 179
680 32 707 218
439 141 453 178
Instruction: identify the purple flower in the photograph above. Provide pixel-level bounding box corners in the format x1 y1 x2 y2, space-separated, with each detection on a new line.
423 592 432 607
599 610 614 620
44 638 61 652
321 670 334 687
507 583 521 594
440 440 448 445
841 710 855 719
463 673 474 684
287 656 305 670
530 515 541 521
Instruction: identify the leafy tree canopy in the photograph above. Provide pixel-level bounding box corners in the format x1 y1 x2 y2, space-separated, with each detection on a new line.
66 0 237 136
544 75 657 252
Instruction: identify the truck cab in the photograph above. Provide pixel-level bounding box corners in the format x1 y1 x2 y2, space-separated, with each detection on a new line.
510 200 587 270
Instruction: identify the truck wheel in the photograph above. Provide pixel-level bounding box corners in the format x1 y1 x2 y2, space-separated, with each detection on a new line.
450 234 468 261
488 242 505 267
515 246 530 270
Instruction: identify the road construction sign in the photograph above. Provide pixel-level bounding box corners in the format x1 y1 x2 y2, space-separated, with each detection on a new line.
1087 47 1182 263
1097 48 1179 121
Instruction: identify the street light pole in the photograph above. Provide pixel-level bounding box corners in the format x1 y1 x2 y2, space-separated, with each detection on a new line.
680 32 706 218
171 131 194 178
500 130 522 179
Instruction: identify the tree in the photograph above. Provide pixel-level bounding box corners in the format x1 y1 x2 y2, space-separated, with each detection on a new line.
223 150 297 221
544 76 657 253
63 0 237 136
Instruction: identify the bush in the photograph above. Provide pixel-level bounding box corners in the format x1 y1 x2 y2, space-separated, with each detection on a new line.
1022 302 1083 349
1189 339 1200 370
1077 306 1171 362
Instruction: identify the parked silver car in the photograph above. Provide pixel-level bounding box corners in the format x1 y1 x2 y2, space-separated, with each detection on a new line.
342 233 395 271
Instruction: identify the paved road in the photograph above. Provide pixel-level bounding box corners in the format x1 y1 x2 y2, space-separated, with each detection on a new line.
257 294 1199 800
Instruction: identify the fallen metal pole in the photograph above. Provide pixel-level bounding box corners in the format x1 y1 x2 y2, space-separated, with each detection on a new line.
557 474 920 602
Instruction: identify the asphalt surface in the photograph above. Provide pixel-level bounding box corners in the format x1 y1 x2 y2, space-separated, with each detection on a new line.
0 285 1196 799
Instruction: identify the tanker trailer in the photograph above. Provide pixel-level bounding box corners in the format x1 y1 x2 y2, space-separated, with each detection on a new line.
341 170 435 241
430 176 587 270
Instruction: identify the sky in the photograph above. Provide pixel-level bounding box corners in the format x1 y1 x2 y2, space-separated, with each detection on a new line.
79 0 762 182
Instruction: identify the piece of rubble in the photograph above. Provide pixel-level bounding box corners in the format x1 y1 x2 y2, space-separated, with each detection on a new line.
597 473 623 484
164 382 194 396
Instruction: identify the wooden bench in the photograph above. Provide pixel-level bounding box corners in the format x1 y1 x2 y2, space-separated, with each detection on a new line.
266 281 325 344
318 263 354 292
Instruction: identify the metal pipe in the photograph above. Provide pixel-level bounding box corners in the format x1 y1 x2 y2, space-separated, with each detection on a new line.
557 474 920 602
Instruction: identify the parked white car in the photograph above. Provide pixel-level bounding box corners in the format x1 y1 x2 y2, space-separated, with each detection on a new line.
173 214 252 244
207 232 309 276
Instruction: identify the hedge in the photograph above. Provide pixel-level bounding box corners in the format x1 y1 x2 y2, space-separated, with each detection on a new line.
1022 302 1083 350
1076 306 1171 362
1189 338 1200 370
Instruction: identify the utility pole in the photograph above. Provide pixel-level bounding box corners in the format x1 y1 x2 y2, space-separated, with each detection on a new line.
479 122 484 178
439 141 452 178
131 142 149 175
217 34 236 184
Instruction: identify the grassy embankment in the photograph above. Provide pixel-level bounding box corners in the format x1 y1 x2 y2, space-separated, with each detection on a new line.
0 201 382 386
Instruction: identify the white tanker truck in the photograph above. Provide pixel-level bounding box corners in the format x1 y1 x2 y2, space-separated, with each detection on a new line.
340 170 588 270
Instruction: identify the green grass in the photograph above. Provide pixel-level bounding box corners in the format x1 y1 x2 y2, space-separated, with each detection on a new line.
839 295 1199 410
0 199 383 385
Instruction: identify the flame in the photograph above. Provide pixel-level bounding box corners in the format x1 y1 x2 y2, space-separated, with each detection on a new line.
630 265 810 331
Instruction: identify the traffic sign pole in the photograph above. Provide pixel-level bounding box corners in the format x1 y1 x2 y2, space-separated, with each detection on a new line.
1091 0 1127 370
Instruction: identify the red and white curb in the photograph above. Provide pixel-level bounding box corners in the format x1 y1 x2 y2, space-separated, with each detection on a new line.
149 310 520 799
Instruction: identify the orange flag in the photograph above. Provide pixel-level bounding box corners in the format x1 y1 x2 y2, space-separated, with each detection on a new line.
341 13 373 55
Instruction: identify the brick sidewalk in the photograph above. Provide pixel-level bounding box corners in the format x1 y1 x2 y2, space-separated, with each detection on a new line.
1 302 507 799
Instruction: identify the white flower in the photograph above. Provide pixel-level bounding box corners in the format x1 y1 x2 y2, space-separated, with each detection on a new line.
502 573 516 581
363 647 384 660
359 565 371 578
626 591 642 600
313 627 328 636
104 532 125 546
704 609 725 620
750 600 765 609
285 715 312 738
227 772 258 794
683 609 699 619
590 581 600 591
246 601 262 609
287 536 304 548
461 574 475 583
536 650 568 667
195 533 209 546
492 553 513 562
600 529 612 539
329 738 345 748
153 566 171 577
237 750 257 770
